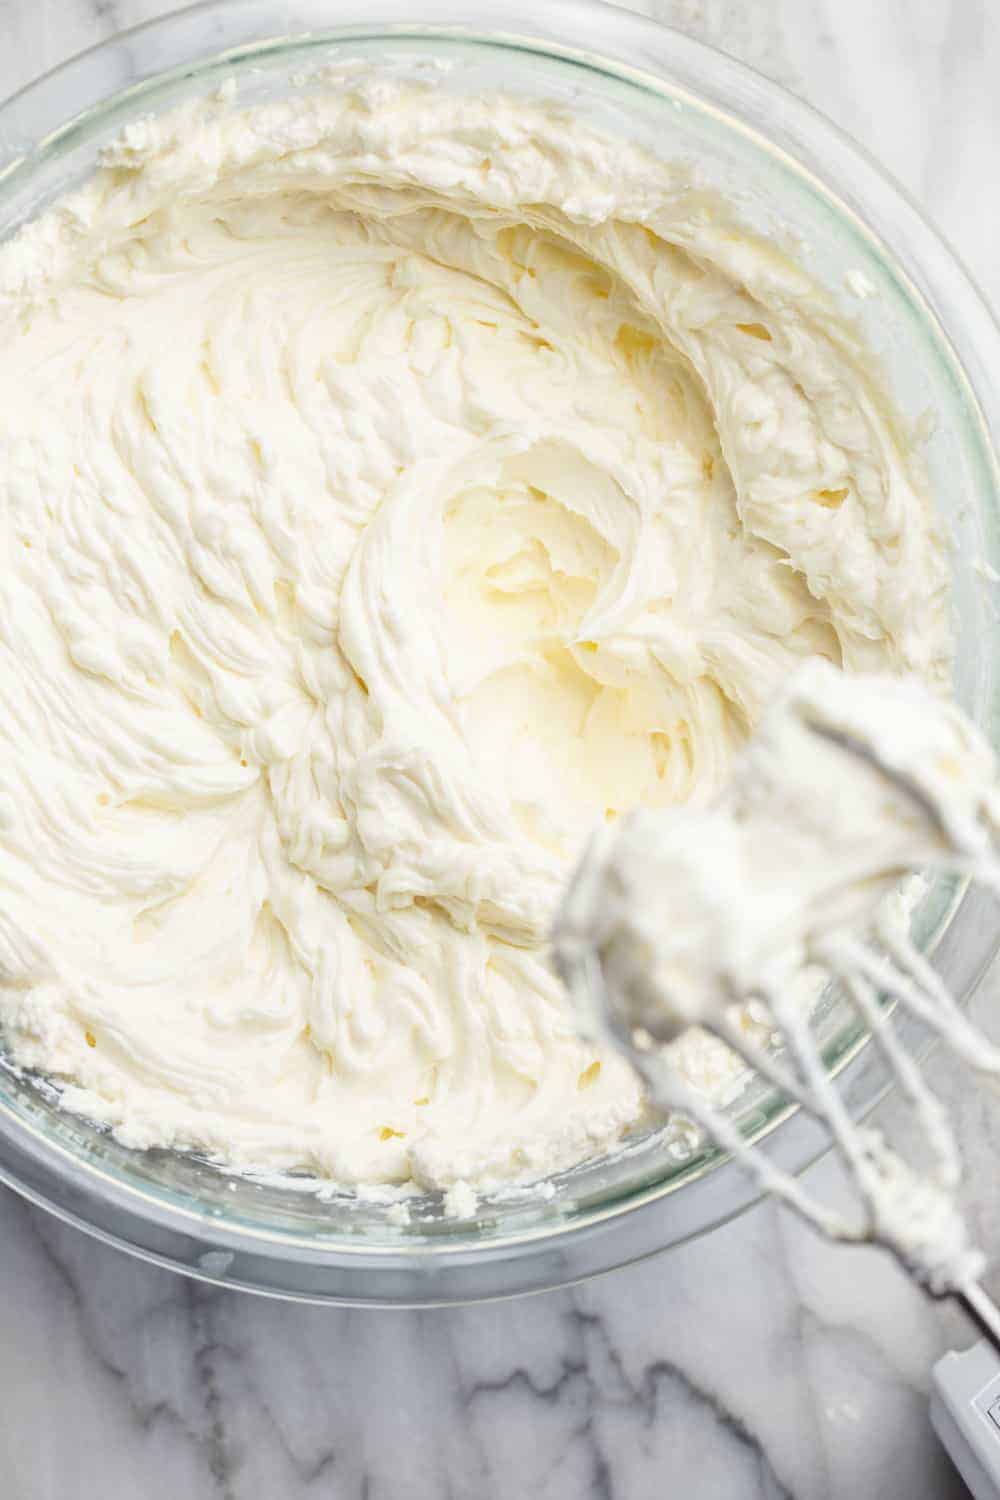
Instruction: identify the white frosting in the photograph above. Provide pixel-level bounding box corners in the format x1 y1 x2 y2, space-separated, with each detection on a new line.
0 70 950 1191
554 660 1000 1291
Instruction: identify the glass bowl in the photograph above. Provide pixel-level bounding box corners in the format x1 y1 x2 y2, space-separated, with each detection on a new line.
1 0 999 1305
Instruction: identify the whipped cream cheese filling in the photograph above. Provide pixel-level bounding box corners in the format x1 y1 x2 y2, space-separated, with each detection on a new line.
0 70 950 1190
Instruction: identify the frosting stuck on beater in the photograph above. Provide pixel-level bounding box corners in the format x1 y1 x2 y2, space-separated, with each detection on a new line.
0 71 950 1191
554 661 1000 1290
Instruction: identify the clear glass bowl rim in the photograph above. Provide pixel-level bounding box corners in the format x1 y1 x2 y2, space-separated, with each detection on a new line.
0 0 999 1304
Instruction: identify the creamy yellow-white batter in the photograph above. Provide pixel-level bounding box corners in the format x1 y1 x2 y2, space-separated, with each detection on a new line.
0 70 950 1191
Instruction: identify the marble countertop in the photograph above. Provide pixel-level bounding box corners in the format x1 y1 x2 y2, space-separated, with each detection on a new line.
1 1 999 1496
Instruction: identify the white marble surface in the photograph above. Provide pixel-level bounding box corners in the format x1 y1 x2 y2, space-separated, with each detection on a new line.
1 1 999 1495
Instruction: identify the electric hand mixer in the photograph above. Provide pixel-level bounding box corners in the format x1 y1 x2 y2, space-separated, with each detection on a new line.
552 659 1000 1498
